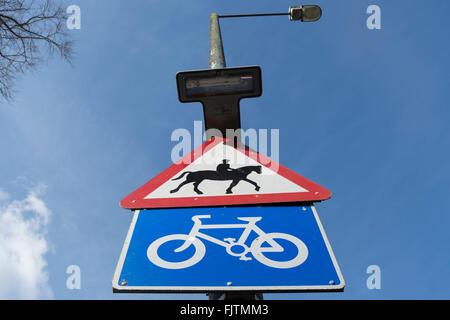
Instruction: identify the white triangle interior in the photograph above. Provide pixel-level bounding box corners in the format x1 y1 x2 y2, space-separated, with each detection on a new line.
145 143 308 199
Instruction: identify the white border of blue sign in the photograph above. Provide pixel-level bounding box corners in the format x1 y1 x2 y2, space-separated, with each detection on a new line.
112 205 345 293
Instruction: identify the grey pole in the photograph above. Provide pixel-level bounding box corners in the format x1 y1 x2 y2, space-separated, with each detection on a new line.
209 12 226 69
207 12 261 302
206 12 242 143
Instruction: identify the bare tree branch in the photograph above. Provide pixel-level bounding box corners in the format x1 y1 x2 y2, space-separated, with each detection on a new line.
0 0 73 101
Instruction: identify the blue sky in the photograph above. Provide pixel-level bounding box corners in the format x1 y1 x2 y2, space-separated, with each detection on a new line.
0 0 449 299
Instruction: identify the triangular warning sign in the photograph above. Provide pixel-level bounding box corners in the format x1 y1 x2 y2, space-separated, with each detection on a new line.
120 137 331 209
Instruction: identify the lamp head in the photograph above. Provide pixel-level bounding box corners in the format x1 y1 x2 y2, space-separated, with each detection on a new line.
289 5 322 22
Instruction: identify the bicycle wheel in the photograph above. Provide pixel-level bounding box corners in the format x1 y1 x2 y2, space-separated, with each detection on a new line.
147 234 206 269
250 233 308 269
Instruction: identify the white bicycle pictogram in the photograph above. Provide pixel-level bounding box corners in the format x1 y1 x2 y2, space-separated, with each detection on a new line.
147 215 308 270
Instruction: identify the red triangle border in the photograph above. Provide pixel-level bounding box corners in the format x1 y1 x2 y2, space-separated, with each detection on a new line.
120 137 331 210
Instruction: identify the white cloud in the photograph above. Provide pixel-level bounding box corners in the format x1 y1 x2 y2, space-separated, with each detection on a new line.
0 189 9 201
0 185 53 299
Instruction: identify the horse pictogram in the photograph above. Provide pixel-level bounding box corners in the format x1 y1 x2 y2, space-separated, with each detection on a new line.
170 160 262 195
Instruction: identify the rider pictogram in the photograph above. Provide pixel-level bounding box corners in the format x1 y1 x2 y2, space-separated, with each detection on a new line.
216 159 233 176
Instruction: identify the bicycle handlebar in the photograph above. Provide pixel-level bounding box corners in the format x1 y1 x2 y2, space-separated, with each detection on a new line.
191 215 211 223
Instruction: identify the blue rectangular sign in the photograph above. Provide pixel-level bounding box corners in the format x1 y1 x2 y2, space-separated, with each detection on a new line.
112 205 345 293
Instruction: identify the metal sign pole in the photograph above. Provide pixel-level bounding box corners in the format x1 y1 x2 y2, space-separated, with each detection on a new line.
207 12 261 301
209 13 226 69
207 12 242 142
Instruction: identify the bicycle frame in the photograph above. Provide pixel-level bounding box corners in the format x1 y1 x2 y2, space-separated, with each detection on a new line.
147 213 309 270
175 214 283 254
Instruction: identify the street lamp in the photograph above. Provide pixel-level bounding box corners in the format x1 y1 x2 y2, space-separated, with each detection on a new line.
176 5 322 140
210 5 322 69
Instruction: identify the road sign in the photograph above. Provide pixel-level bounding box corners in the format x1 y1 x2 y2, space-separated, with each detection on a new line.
112 205 345 293
120 137 331 210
